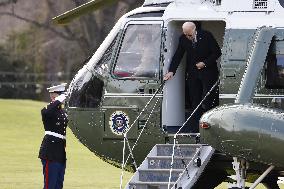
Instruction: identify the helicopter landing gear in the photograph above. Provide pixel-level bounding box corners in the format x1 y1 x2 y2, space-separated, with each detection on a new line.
249 165 275 189
228 157 248 189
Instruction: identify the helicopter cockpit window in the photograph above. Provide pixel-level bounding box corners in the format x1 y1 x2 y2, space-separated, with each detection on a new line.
266 54 284 89
113 24 162 79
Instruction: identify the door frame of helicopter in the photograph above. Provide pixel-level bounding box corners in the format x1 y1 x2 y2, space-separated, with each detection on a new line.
98 19 168 164
162 19 226 133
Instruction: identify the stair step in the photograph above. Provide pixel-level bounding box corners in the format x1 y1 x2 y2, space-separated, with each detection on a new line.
156 144 201 157
125 144 214 189
147 156 193 169
167 133 200 137
148 156 193 159
128 181 175 189
163 125 201 135
139 169 183 182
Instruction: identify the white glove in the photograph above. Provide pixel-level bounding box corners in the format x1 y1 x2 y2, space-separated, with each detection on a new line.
55 93 66 103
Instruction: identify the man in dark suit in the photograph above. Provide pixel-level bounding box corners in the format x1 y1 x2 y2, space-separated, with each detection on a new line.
164 22 221 132
39 83 68 189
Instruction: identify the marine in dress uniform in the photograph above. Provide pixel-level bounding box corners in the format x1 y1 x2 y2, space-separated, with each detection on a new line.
164 22 221 133
38 83 68 189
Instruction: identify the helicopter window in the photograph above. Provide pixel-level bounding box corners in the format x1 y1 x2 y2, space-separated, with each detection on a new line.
94 35 118 76
69 74 104 108
279 0 284 8
128 11 164 18
266 54 284 89
81 76 104 108
113 24 162 79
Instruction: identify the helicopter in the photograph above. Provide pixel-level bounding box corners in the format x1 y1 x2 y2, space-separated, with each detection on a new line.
53 0 284 188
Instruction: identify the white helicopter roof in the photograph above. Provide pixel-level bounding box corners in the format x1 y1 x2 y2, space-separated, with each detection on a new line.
144 0 279 12
209 0 276 12
143 0 174 6
161 0 284 29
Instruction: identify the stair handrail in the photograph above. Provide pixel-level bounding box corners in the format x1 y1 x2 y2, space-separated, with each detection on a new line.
172 145 202 188
120 81 165 189
120 98 160 188
123 96 161 168
168 78 220 189
172 146 215 189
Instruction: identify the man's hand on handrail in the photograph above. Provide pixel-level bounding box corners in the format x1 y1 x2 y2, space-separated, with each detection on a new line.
163 72 174 81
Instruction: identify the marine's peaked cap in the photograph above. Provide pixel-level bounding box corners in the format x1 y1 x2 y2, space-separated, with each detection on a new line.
47 83 67 93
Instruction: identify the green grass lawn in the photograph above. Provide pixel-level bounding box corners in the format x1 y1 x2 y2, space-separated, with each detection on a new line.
0 99 132 189
0 99 283 189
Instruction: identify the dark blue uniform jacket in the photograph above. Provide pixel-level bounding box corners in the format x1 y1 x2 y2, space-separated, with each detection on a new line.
38 100 68 163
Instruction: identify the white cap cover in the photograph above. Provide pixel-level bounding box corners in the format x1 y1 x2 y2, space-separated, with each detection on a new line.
47 83 67 93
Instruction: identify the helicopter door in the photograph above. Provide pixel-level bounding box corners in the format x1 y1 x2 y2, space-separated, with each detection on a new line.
102 21 165 141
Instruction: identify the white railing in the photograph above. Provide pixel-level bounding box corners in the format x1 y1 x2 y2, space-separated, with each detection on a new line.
167 79 220 189
119 81 165 189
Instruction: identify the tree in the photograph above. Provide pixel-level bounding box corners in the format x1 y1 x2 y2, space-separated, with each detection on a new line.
0 0 143 100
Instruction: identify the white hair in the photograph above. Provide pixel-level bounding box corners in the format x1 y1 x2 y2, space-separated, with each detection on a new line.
182 22 196 31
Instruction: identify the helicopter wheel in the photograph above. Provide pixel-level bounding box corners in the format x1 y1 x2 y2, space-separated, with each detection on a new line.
262 176 281 189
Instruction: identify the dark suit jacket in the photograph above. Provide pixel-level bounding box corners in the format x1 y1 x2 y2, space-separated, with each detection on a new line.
169 30 221 79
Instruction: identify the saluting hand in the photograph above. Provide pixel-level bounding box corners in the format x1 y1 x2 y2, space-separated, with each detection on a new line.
196 62 205 69
55 93 67 103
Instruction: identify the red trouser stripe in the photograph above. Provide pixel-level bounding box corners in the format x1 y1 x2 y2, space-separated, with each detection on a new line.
45 160 49 189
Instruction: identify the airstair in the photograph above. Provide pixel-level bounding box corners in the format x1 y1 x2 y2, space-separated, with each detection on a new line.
125 144 214 189
121 77 216 189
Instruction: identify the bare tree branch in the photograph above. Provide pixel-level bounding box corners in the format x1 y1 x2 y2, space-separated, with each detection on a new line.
0 11 76 41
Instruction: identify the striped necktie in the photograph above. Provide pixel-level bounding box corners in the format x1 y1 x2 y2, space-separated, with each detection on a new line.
192 40 196 48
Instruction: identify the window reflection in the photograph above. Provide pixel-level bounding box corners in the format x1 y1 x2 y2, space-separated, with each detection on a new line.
113 24 162 79
69 35 118 108
69 75 104 108
79 76 104 108
94 35 118 77
266 54 284 88
277 55 284 81
279 0 284 8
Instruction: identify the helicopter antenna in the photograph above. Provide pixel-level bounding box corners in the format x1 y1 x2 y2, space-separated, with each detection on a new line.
52 0 120 25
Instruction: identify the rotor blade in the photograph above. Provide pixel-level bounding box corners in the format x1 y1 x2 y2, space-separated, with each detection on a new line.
52 0 120 25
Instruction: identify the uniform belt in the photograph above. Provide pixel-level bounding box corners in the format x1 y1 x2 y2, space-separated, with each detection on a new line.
45 131 66 139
